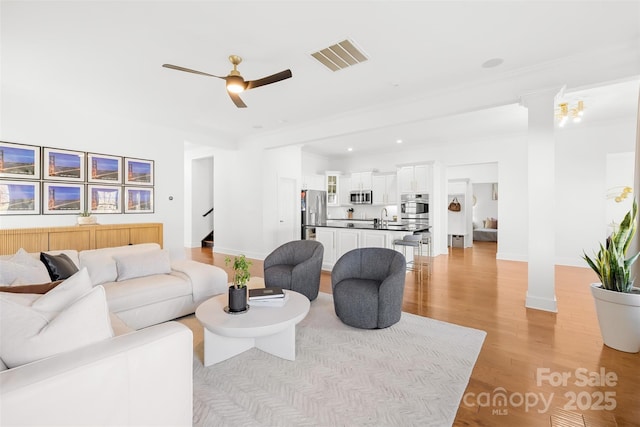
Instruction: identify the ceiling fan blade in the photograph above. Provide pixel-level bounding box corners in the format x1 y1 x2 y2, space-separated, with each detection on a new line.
228 92 247 108
162 64 225 79
245 69 292 90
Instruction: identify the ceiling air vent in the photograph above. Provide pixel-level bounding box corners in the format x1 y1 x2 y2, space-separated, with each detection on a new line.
311 39 368 72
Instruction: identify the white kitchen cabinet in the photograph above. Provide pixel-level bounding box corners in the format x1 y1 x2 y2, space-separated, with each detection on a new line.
349 171 373 191
398 164 430 193
336 229 360 261
315 227 423 270
302 174 324 191
315 229 336 266
372 173 397 205
414 165 430 193
339 176 352 206
325 171 340 206
362 231 387 248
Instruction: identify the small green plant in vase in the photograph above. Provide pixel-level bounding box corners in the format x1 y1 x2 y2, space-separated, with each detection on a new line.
225 254 252 288
225 255 252 313
77 210 97 225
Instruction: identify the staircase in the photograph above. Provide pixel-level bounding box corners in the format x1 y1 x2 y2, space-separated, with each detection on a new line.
201 231 214 248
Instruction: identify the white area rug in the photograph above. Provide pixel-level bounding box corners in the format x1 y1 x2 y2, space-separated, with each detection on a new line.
187 292 486 427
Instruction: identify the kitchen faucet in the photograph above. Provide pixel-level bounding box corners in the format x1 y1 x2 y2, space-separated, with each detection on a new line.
380 207 388 226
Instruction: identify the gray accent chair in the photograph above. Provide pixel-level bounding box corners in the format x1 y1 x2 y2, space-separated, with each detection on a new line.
331 247 406 329
263 240 324 301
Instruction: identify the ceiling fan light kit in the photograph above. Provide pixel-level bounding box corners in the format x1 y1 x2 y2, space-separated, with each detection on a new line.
226 75 245 93
162 54 292 108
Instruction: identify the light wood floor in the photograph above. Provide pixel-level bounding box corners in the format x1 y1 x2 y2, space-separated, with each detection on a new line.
187 243 639 427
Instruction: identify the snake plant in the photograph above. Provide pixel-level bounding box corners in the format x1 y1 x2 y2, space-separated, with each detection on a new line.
583 200 640 292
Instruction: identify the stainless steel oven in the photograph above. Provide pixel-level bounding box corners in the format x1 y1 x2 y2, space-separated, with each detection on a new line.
400 193 429 223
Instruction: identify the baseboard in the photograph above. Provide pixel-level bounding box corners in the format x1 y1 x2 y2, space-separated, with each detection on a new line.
525 292 558 313
496 251 527 262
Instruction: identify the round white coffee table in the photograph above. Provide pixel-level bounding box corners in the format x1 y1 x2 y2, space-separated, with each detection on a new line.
195 290 310 366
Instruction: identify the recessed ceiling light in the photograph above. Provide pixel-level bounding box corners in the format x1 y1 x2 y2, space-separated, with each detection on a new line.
252 124 263 129
347 147 353 152
481 58 504 68
396 139 403 144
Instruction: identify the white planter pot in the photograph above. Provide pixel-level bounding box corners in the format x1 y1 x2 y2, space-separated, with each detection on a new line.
590 283 640 353
77 216 97 225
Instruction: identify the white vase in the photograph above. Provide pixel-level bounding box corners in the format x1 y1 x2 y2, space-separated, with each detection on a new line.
77 216 97 225
590 283 640 353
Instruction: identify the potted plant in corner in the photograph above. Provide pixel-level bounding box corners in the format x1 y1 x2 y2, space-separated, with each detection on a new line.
583 199 640 353
224 254 252 313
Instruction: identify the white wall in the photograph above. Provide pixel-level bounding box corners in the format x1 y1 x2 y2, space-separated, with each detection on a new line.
261 146 302 255
448 162 498 183
210 145 302 260
302 151 330 175
555 120 637 266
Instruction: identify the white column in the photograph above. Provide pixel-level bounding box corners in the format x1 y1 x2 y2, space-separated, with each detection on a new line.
520 88 560 312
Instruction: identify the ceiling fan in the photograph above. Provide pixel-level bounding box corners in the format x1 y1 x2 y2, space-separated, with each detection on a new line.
162 55 292 108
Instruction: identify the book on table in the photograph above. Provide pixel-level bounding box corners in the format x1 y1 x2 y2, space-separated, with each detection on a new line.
249 291 290 307
249 287 285 300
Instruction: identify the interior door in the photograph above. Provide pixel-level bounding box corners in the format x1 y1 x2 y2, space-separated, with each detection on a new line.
277 177 297 246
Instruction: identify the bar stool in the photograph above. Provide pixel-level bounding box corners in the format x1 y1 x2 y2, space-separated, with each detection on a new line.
414 231 432 275
392 234 424 278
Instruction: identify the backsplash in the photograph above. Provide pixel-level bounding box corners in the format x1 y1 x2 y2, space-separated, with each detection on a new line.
328 204 399 221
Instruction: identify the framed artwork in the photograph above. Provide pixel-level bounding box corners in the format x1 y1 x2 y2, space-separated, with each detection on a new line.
87 153 123 184
42 182 85 214
88 185 122 214
124 157 154 186
43 147 85 182
0 141 41 180
0 180 40 215
124 186 154 213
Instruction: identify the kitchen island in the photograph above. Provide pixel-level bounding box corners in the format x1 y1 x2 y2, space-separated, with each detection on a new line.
305 221 429 270
317 220 429 232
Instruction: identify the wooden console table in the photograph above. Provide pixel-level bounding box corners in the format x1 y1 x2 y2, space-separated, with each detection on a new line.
0 223 163 255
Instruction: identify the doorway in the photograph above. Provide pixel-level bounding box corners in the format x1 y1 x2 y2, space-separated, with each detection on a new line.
190 156 214 248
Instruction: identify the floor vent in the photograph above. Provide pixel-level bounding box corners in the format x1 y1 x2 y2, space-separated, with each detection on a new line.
311 39 368 72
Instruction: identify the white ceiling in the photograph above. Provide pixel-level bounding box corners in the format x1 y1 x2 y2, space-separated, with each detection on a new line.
3 1 640 158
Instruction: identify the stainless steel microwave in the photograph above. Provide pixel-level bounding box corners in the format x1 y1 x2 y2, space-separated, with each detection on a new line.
350 190 373 204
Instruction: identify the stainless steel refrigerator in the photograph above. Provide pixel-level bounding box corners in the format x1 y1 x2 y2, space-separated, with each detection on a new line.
301 189 327 240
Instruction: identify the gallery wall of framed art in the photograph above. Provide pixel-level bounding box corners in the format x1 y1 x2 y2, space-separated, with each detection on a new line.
0 141 154 216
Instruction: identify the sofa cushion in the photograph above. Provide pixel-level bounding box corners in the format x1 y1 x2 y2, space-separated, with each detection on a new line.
102 273 192 313
40 252 79 281
79 243 161 286
114 249 171 281
0 248 51 285
32 268 94 314
0 285 114 369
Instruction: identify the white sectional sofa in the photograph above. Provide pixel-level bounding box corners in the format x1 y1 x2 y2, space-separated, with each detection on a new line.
0 243 228 426
76 243 228 329
1 322 194 426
